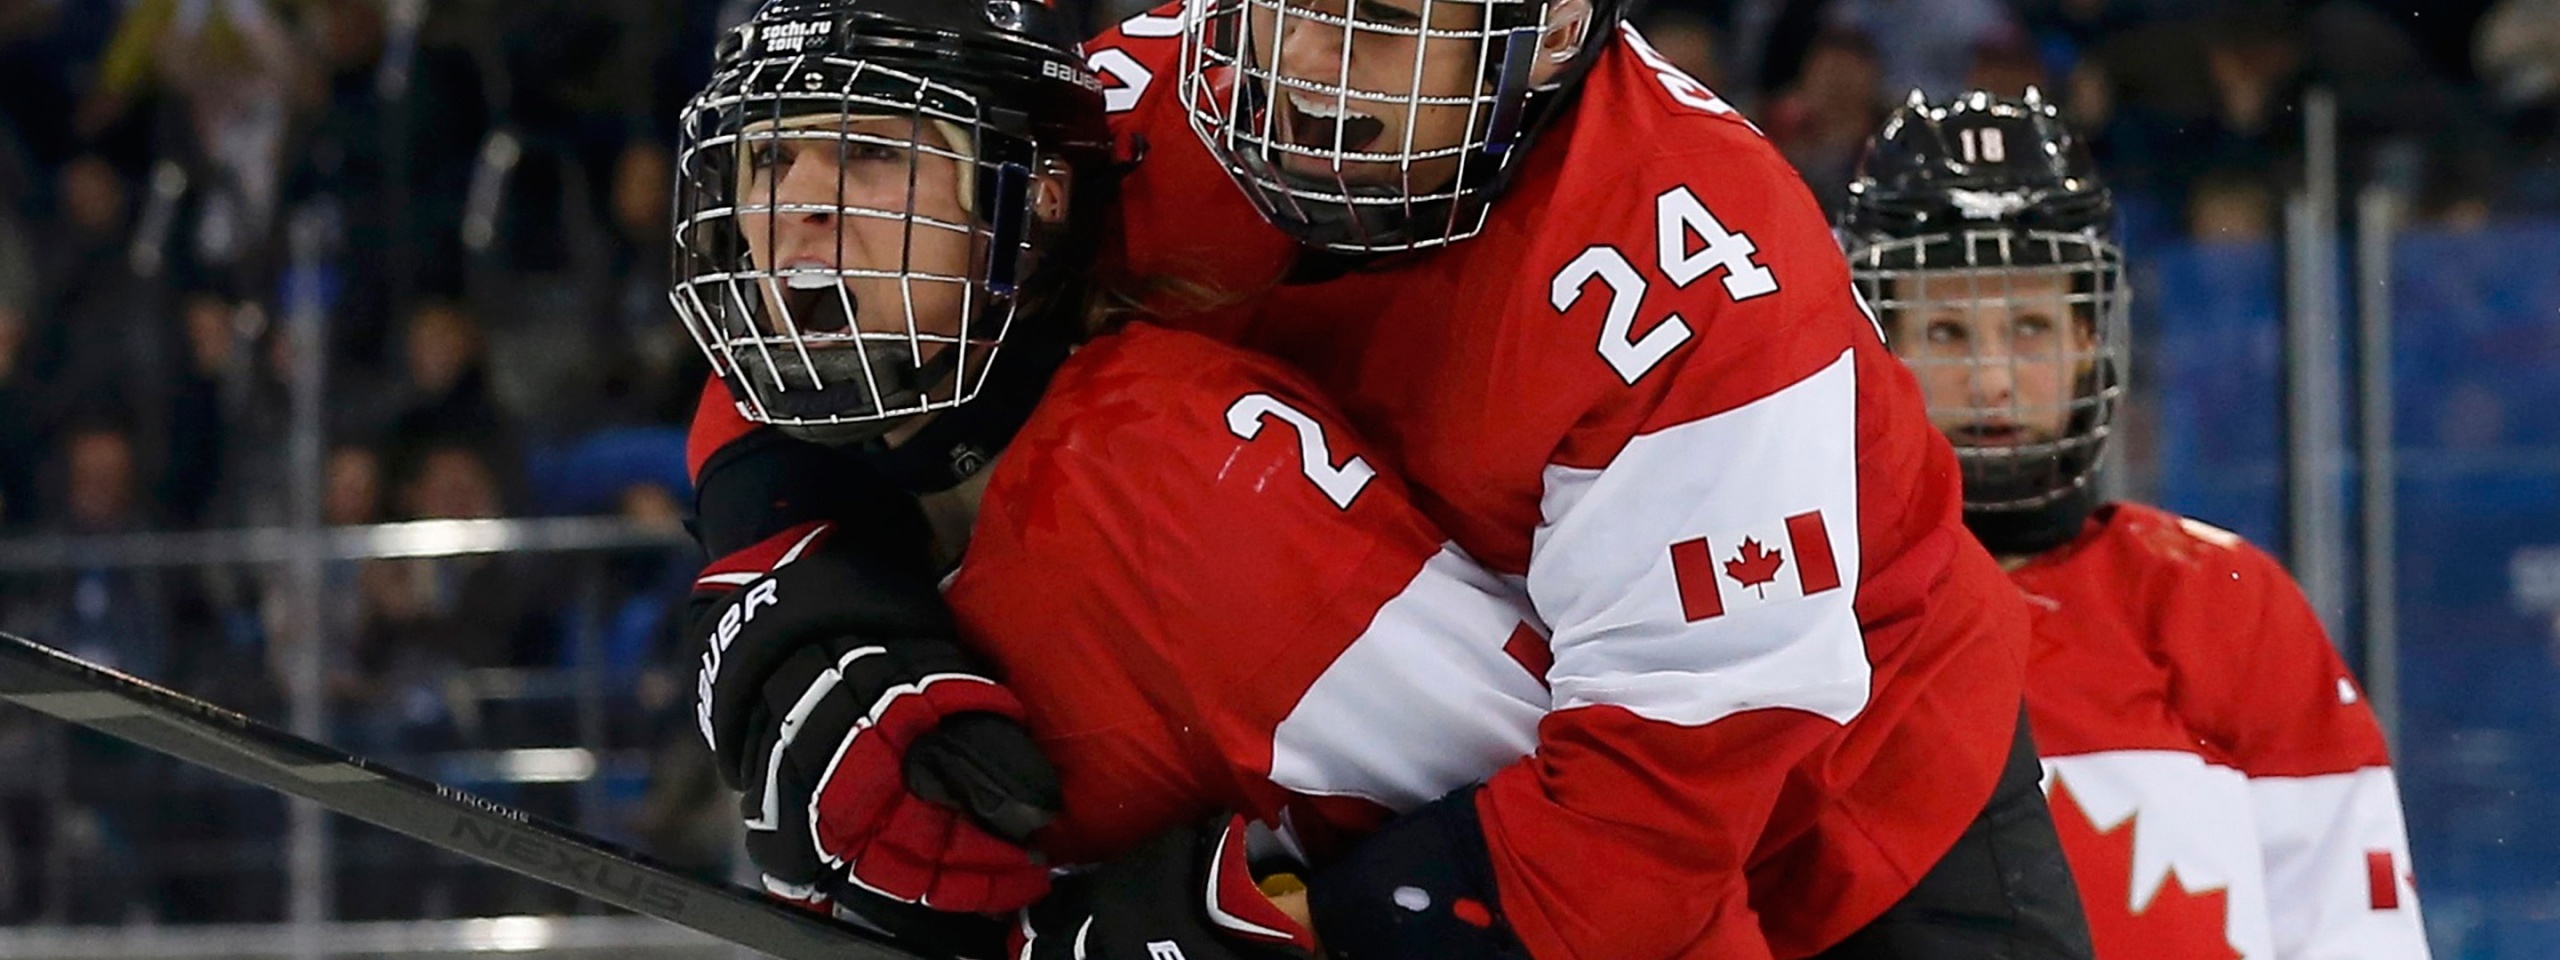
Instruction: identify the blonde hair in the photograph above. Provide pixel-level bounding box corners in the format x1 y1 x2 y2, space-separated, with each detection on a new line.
1080 272 1253 338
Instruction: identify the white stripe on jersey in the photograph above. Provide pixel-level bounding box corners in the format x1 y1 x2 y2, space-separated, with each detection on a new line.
1268 544 1546 811
1529 349 1867 728
2250 766 2429 959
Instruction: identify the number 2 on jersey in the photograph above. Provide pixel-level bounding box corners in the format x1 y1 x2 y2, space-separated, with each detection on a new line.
1552 185 1779 385
1226 394 1377 510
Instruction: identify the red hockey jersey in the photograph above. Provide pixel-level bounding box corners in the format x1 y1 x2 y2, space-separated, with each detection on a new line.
2017 503 2428 960
940 323 1549 868
688 324 1553 867
1087 12 2033 960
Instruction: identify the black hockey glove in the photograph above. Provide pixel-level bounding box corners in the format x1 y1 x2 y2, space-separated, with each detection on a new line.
689 433 1062 918
1011 814 1319 960
1299 784 1531 960
1009 789 1534 960
692 519 1062 915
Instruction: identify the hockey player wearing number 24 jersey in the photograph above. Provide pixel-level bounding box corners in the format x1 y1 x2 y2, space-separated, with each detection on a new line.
1070 0 2095 958
1838 91 2429 960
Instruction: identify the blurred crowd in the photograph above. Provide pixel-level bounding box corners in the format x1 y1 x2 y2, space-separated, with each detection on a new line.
0 0 729 649
0 0 2551 929
1624 0 2560 246
0 0 731 924
0 0 718 537
3 0 2549 535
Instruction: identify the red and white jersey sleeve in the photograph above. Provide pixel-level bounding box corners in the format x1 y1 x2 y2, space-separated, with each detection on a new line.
2151 516 2427 960
944 324 1546 866
2016 505 2426 960
1465 38 2028 959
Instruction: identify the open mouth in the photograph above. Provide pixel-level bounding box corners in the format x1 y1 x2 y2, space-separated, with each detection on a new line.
1950 422 2028 446
777 269 858 338
1278 90 1386 155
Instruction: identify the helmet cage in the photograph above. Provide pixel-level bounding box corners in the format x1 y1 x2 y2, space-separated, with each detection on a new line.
1177 0 1573 253
670 52 1054 440
1847 227 2128 511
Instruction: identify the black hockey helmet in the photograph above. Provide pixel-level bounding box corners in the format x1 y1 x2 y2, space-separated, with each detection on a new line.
1839 88 2126 514
671 0 1111 447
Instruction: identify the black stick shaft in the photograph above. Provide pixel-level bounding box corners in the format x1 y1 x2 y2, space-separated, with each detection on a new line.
0 632 937 960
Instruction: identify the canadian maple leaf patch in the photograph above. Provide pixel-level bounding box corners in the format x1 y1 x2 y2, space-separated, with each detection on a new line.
1667 511 1844 622
1724 538 1786 598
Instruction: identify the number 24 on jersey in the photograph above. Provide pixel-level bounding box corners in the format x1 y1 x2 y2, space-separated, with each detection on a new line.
1551 186 1779 385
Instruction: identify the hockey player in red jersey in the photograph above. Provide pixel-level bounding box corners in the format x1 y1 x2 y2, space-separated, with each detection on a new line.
1837 90 2431 960
684 0 2098 958
665 1 1580 955
1009 2 2095 959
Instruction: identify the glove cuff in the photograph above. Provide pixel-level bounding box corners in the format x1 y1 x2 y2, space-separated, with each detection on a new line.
692 426 932 564
1201 815 1320 954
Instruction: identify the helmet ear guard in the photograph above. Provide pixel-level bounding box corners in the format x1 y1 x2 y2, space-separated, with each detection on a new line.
1537 0 1603 69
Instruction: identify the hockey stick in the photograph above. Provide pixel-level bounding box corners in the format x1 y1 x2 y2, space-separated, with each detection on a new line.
0 631 938 960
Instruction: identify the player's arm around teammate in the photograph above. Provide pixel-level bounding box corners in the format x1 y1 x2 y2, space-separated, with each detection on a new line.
668 5 1561 960
1068 2 2099 958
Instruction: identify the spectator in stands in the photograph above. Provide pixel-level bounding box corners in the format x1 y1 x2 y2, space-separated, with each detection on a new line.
325 442 383 527
0 211 35 530
1763 29 1886 219
2062 1 2509 232
1 428 191 923
600 142 703 426
2478 0 2560 210
29 155 132 403
403 442 501 523
0 421 174 681
590 478 692 687
629 674 737 881
357 442 558 673
315 442 390 702
382 299 516 485
2478 0 2560 118
84 0 304 284
63 421 138 534
615 477 732 880
1824 0 2022 101
146 290 247 529
392 301 501 438
285 0 492 372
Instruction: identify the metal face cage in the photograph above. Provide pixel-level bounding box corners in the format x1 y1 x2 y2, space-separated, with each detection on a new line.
1848 227 2129 511
1177 0 1565 252
670 52 1052 444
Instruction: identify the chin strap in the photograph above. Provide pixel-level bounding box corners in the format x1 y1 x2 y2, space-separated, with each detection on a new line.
1963 485 2101 558
853 321 1075 495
